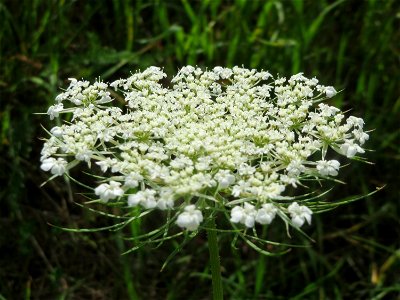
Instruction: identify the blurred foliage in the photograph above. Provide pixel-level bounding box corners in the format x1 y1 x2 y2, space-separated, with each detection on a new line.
0 0 399 299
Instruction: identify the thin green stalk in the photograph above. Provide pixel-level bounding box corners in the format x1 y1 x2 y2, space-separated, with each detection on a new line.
206 213 224 300
115 232 139 300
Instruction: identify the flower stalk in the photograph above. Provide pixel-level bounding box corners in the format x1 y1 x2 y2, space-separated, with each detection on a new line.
206 211 224 300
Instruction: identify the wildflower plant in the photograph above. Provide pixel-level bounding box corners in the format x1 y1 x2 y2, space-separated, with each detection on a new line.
40 66 376 298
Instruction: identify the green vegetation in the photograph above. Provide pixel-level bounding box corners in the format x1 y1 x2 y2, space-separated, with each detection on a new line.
1 0 399 299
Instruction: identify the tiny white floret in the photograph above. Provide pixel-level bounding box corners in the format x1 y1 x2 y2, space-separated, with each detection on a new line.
95 181 124 202
316 160 340 176
215 170 236 189
230 203 257 228
176 205 203 231
128 189 156 209
256 203 278 225
40 157 67 176
50 126 63 137
340 139 365 158
325 86 337 98
288 202 313 227
47 103 64 120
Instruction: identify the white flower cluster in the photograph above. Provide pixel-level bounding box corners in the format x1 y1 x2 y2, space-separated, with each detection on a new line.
40 66 369 232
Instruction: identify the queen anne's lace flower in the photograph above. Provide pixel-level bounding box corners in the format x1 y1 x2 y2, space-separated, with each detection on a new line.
40 66 370 233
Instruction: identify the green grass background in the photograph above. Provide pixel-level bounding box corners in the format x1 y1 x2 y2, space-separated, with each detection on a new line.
0 0 399 299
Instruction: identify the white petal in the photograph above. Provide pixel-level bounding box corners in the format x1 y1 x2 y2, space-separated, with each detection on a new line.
292 215 305 227
50 126 63 137
244 215 255 228
157 199 173 210
142 198 157 209
256 209 275 225
51 163 66 176
128 194 142 207
304 213 312 225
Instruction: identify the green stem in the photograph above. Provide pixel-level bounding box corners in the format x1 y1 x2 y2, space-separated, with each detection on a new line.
206 213 224 300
